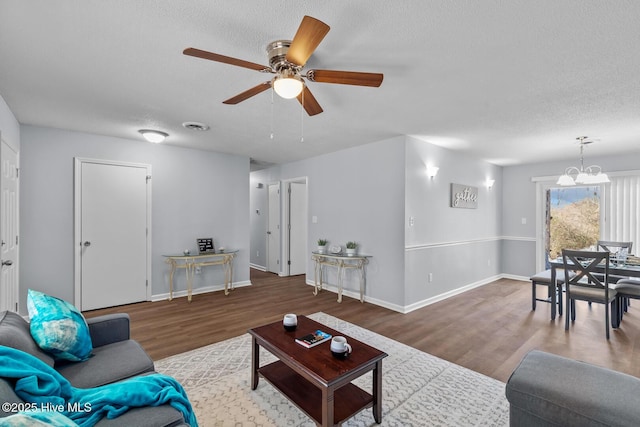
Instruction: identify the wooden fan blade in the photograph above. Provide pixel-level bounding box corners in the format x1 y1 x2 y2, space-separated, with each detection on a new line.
183 47 271 72
223 81 272 105
306 69 383 87
285 16 330 67
296 86 323 116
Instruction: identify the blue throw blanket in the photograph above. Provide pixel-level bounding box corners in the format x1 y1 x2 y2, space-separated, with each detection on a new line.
0 346 198 426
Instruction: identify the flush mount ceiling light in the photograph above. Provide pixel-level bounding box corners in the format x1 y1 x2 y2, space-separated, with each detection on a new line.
138 129 168 143
557 136 610 186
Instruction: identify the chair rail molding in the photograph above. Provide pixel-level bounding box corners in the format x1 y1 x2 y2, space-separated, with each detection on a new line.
405 236 525 251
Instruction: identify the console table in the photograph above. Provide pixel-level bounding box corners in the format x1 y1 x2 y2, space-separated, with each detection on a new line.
311 252 371 303
163 251 238 302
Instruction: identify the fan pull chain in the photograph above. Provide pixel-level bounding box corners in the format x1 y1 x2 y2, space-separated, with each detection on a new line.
300 86 304 143
270 85 275 140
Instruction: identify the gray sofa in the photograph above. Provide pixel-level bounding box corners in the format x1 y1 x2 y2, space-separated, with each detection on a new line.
506 350 640 426
0 310 188 426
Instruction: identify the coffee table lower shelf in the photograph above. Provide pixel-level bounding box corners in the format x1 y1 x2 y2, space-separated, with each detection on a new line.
259 360 374 425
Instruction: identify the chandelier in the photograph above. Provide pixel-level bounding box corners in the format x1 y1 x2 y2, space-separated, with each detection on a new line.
556 136 610 186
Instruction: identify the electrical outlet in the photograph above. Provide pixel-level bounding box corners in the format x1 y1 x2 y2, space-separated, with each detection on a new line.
488 259 491 266
257 250 260 257
428 273 433 283
195 266 201 274
409 216 415 227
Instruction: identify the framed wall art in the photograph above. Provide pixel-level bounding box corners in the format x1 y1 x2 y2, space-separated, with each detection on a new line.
450 183 478 209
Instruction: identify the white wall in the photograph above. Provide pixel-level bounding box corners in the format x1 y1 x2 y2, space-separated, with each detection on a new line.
19 125 250 312
0 95 20 151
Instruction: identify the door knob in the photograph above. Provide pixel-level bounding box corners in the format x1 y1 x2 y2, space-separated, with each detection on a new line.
267 231 271 235
83 241 91 247
1 260 13 266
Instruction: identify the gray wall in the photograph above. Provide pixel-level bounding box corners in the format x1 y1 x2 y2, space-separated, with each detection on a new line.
251 135 504 312
253 137 407 309
404 136 502 308
19 125 250 313
249 169 276 270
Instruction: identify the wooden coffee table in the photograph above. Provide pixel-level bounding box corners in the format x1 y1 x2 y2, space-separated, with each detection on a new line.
248 315 388 426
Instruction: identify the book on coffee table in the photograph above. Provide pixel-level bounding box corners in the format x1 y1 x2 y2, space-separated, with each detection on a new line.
295 330 332 348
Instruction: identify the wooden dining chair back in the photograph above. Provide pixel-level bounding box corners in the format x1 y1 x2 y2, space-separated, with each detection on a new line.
562 249 618 339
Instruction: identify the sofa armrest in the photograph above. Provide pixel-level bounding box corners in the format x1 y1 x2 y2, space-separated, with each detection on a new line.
87 313 131 347
506 350 640 427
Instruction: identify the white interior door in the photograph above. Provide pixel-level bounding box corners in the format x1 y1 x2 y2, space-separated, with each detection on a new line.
0 141 19 312
75 159 150 310
267 183 280 274
288 181 307 276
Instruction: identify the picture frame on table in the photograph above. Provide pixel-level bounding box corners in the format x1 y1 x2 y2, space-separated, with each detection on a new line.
197 238 215 254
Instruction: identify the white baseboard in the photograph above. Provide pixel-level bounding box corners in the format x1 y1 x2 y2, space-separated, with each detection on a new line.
152 280 252 302
306 273 526 314
303 279 406 313
403 275 503 314
501 273 529 282
250 263 266 271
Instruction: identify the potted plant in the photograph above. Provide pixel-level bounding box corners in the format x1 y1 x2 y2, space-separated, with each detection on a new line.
345 241 358 256
317 239 328 254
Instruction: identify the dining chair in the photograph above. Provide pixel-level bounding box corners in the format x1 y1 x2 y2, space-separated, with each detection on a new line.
530 269 566 319
562 249 618 339
597 240 633 283
597 240 635 313
611 278 640 326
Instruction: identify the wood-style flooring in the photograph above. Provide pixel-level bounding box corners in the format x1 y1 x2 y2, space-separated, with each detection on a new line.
84 269 640 383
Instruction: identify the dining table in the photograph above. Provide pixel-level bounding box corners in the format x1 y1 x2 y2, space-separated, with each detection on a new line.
548 256 640 323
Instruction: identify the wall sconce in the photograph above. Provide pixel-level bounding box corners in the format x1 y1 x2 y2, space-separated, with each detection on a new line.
426 165 439 179
485 178 495 189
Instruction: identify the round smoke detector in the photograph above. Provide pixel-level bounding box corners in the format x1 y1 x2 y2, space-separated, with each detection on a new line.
182 121 210 131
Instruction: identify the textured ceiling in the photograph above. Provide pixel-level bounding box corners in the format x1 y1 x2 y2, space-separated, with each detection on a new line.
1 1 639 168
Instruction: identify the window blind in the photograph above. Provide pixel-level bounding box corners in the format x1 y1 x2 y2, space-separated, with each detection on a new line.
603 174 640 252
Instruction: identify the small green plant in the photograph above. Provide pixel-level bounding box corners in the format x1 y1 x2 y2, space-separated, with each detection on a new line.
346 241 358 249
317 238 328 246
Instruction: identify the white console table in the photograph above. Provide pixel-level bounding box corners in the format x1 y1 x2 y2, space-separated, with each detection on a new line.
163 251 238 302
311 252 371 303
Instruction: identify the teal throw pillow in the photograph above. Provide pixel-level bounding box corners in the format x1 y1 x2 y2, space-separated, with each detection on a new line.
27 289 93 362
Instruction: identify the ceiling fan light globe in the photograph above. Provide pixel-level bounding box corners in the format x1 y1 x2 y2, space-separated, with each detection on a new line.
273 76 303 99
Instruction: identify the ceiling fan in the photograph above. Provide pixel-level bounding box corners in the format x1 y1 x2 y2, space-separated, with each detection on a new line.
183 15 383 116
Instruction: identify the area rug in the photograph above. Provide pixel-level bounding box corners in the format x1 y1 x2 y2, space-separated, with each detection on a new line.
155 313 509 426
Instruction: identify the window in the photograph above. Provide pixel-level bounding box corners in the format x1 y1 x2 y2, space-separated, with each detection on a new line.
536 171 640 271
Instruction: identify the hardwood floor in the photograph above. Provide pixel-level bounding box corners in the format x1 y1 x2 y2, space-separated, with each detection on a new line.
84 269 640 383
